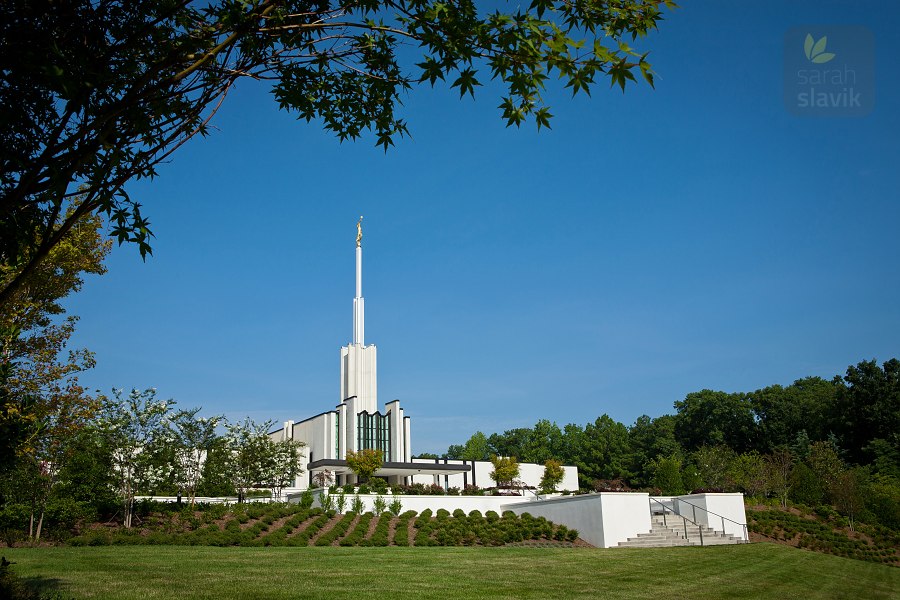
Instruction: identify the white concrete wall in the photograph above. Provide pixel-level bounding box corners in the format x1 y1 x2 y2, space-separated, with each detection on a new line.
305 490 542 514
407 459 578 492
675 493 748 540
504 493 651 548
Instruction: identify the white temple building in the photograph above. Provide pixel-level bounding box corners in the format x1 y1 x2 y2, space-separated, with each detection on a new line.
271 219 579 491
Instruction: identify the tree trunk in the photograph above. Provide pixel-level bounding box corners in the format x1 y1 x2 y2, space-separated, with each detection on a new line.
124 496 133 529
35 511 44 543
29 511 34 540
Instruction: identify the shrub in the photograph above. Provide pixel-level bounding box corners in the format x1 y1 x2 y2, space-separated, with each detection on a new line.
368 513 392 547
373 495 387 516
336 491 347 513
340 513 374 546
299 490 314 509
351 495 365 514
388 495 403 516
315 512 355 546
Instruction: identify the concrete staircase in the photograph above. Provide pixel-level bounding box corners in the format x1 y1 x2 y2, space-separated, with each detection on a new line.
616 514 743 548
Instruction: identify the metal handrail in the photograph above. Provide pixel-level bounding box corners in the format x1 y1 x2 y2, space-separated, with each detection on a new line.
671 497 749 542
649 497 705 546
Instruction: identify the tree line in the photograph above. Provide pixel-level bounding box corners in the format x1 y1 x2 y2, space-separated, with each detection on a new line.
435 359 900 530
0 387 303 543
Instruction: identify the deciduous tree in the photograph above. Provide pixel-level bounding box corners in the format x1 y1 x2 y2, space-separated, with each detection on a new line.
170 408 223 507
539 458 564 494
489 455 520 489
345 448 384 484
99 388 175 528
0 0 674 307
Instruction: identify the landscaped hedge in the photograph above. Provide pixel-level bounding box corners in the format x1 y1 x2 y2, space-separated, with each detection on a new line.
65 503 580 548
749 507 899 565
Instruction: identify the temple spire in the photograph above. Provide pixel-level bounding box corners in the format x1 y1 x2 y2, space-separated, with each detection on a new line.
353 216 364 345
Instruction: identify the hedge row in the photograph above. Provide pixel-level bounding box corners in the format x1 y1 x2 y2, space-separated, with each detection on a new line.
67 503 579 548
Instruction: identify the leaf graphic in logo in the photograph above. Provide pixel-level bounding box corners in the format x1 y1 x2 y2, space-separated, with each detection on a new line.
804 34 836 63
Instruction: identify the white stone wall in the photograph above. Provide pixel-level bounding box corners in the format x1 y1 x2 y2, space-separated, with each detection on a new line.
307 490 541 514
407 458 578 492
504 492 651 548
674 493 748 540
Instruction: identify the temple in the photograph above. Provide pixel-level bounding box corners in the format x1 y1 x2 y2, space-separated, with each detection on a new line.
271 219 579 491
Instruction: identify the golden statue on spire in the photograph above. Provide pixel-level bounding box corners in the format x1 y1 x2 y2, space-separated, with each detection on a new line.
356 216 363 247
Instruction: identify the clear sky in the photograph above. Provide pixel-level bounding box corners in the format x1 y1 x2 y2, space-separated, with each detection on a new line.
65 1 900 454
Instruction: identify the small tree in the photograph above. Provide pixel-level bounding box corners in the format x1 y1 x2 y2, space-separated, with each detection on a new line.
539 459 565 494
262 438 305 501
489 455 520 489
831 468 865 531
345 448 383 484
170 408 222 507
766 449 794 508
99 388 174 528
224 418 272 503
312 469 334 489
650 455 686 495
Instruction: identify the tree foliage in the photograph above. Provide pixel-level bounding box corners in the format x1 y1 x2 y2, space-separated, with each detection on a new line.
0 209 109 471
170 408 223 506
99 388 175 528
345 448 384 483
489 454 519 488
539 458 564 494
442 357 900 530
0 0 674 306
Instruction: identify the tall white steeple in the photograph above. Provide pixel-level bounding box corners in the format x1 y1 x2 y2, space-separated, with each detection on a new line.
340 217 377 413
353 217 364 345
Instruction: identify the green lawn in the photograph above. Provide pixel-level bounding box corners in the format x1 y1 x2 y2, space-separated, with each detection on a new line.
5 543 898 599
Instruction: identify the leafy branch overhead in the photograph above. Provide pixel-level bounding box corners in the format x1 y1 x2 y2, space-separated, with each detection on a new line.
0 0 675 307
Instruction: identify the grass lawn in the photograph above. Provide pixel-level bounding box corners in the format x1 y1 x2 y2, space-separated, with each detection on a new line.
5 543 898 599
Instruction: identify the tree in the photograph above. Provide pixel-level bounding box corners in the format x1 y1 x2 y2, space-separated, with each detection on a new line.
690 444 736 491
806 440 845 502
345 448 383 484
831 359 900 464
765 449 793 508
539 458 565 494
170 408 223 507
461 431 491 461
196 438 237 497
673 390 758 453
831 468 866 531
580 415 633 483
0 0 673 307
0 209 109 472
627 414 681 486
749 377 838 450
489 455 520 489
649 455 685 495
225 417 276 502
99 388 175 528
729 451 768 498
263 437 305 500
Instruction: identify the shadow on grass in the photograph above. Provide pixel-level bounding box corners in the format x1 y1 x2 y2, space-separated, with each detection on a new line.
2 572 72 600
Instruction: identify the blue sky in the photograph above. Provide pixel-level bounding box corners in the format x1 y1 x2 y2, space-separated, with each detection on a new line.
66 1 900 454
